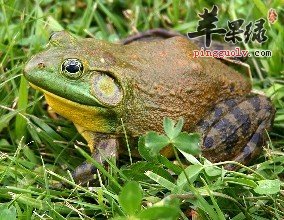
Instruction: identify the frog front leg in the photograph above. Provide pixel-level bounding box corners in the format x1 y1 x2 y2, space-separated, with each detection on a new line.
196 94 275 169
73 125 118 184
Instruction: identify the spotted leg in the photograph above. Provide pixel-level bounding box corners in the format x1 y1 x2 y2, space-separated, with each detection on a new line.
196 94 275 169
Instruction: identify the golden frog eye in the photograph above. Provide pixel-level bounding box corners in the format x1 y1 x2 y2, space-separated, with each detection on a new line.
61 58 83 79
91 72 122 106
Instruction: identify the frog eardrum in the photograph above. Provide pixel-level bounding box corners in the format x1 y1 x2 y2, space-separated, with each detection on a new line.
91 72 123 106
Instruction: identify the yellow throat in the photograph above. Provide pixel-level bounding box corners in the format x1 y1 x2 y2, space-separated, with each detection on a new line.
30 84 111 134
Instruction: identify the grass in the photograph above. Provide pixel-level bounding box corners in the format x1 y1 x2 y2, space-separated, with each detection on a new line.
0 0 284 219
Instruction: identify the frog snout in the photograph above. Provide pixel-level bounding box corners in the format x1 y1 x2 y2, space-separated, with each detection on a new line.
24 61 34 77
24 58 47 77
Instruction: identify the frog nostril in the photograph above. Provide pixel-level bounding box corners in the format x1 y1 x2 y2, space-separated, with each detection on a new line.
38 62 46 69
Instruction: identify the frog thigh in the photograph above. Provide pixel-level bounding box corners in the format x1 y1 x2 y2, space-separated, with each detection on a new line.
196 94 275 168
224 120 268 170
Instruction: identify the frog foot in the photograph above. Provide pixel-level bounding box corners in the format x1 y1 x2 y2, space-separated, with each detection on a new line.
196 94 275 170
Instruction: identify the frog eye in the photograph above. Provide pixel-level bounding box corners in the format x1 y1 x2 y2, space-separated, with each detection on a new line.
91 72 122 106
61 58 83 79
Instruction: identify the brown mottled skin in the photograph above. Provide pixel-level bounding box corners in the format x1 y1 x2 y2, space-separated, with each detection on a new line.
24 31 275 183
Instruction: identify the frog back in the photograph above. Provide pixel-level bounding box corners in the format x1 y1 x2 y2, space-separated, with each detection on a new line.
115 37 251 135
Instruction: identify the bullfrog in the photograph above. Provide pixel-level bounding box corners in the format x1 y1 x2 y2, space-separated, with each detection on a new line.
24 31 275 182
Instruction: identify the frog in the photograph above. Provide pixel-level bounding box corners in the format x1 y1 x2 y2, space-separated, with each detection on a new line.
24 31 275 183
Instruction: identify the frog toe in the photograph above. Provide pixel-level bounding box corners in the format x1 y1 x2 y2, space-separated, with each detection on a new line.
72 162 97 185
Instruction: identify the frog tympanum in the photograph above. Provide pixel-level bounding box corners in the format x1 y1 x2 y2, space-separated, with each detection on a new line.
24 31 275 183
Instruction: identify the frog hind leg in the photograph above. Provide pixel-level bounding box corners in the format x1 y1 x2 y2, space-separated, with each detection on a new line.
224 120 269 170
196 94 275 170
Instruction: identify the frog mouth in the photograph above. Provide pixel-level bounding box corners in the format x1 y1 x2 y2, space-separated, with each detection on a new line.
29 83 113 133
30 83 95 108
30 83 105 111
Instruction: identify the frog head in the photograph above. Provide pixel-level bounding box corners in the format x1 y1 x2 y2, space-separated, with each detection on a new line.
24 32 126 133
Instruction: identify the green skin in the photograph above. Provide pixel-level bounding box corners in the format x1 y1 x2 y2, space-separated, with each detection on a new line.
24 31 275 182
